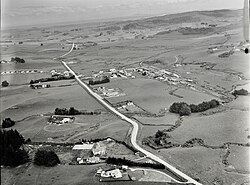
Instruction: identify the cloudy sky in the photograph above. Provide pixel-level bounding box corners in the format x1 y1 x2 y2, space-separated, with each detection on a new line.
1 0 244 28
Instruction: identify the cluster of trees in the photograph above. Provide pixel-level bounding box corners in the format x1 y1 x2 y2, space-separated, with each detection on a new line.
189 99 220 113
34 149 60 167
232 89 248 96
55 107 80 115
89 76 110 85
169 99 220 116
154 130 171 145
2 80 9 87
11 57 25 63
169 102 191 116
182 138 205 147
0 129 28 167
30 75 74 84
106 157 165 169
2 118 15 128
54 107 101 115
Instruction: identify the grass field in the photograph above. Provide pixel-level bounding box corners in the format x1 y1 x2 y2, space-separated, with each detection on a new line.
1 164 176 185
98 78 216 115
134 114 178 126
1 83 105 120
129 168 172 183
158 146 250 185
7 112 130 143
170 110 249 146
227 146 250 173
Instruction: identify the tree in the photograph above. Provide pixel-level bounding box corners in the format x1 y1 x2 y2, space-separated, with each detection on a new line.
179 104 191 116
11 57 25 63
69 107 79 115
2 80 9 87
154 137 161 145
0 129 28 167
232 89 248 96
2 118 15 128
169 102 190 115
34 149 60 167
155 130 164 138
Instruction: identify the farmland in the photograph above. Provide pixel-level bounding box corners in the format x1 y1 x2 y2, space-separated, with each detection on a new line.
1 8 249 185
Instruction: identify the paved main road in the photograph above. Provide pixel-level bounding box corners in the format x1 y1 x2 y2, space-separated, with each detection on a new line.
56 43 202 185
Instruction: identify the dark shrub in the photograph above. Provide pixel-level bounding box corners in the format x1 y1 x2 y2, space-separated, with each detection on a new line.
232 89 248 96
170 99 219 115
2 118 15 128
179 103 191 116
0 129 28 166
2 80 9 87
34 149 60 167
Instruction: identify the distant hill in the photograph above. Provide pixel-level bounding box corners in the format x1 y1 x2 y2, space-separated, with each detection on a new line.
101 9 242 31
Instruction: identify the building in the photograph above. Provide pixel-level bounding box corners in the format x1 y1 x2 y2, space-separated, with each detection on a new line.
92 142 106 156
101 169 122 179
60 118 71 124
86 156 100 163
30 84 50 89
89 76 110 85
110 68 116 73
72 143 94 150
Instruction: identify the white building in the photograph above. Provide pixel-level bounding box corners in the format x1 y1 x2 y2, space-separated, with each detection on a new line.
72 143 94 150
101 169 122 179
92 142 106 156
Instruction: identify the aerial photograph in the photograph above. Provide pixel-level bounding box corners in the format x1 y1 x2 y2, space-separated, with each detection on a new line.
0 0 249 184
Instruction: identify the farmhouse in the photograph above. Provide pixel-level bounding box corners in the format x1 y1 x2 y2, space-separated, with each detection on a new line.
101 169 122 179
92 142 106 156
86 156 100 163
60 117 71 124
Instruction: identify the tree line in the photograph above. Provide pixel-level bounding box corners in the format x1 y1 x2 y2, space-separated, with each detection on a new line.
30 75 74 84
169 99 220 116
232 89 248 97
54 107 101 115
106 157 165 169
11 57 25 63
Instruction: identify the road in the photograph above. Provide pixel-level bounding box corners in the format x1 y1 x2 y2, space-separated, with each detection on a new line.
56 43 202 185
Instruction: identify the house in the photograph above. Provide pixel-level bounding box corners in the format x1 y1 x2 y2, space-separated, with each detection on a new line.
86 156 100 163
92 142 106 156
60 118 71 124
121 165 128 170
97 168 103 174
78 159 85 164
101 169 122 179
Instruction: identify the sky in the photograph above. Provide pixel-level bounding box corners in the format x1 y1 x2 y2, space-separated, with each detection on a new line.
1 0 244 28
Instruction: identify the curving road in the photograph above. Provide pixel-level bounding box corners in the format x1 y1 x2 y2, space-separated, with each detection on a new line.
55 43 202 185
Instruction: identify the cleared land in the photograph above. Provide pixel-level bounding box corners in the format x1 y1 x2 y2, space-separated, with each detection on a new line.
227 146 250 174
158 146 250 185
170 110 249 146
